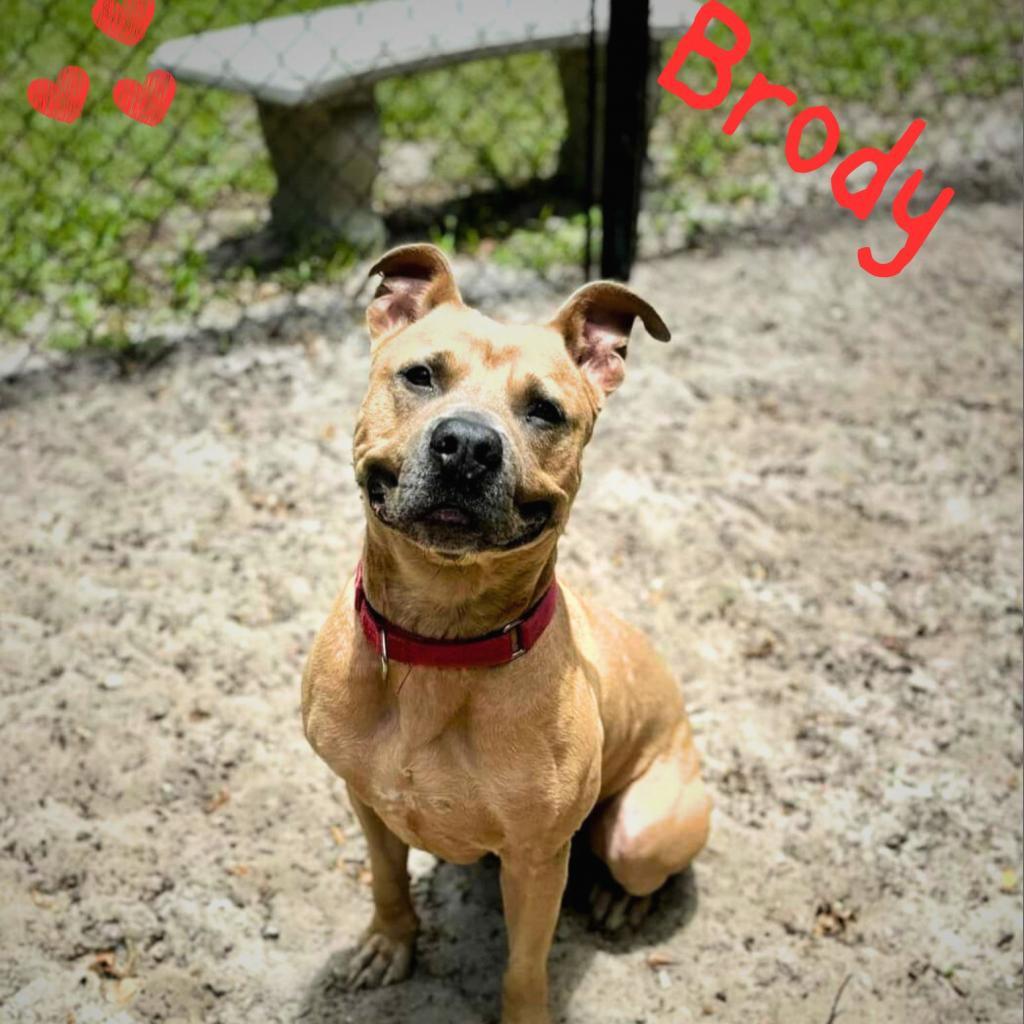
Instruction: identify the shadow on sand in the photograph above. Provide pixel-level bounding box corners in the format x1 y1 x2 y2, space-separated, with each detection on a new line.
298 834 701 1024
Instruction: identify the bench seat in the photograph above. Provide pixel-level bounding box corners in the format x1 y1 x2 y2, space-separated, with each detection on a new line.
152 0 698 244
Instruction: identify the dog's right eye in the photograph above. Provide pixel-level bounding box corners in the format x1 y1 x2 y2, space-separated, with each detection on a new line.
400 364 433 389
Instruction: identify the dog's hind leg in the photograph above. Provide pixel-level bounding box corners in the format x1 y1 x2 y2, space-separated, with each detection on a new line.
586 720 711 926
343 787 419 990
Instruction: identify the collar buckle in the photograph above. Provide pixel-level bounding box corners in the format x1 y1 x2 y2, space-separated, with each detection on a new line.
379 626 389 681
502 617 526 660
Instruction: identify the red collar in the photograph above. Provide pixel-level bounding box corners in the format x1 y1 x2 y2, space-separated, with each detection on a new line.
354 563 559 671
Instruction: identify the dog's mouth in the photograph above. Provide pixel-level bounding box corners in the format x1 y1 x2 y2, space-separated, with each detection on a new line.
364 464 554 552
421 504 476 528
413 500 551 550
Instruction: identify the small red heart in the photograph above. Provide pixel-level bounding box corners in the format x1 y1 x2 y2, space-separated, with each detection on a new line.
113 70 176 126
91 0 155 46
27 66 90 124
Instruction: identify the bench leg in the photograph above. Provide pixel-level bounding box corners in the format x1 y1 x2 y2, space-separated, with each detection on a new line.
257 90 385 250
556 44 665 201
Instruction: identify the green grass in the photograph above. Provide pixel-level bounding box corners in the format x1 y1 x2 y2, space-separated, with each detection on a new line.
1 0 1020 349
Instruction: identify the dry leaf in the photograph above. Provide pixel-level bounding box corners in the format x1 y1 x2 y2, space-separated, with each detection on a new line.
204 787 230 814
330 825 347 847
646 951 678 969
813 900 856 938
29 887 55 910
89 950 133 980
878 635 911 658
1000 869 1018 893
89 951 118 978
744 634 774 659
358 868 373 887
226 864 250 877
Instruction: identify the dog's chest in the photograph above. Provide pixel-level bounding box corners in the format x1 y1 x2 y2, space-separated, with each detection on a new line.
363 754 496 862
328 688 507 860
307 656 602 861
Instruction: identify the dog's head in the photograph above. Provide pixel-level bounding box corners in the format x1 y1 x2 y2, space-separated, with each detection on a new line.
353 243 670 560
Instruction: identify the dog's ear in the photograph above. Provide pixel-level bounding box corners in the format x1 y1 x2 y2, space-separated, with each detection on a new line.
549 281 670 397
366 243 462 343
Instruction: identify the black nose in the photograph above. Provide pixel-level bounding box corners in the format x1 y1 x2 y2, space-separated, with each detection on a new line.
429 417 504 484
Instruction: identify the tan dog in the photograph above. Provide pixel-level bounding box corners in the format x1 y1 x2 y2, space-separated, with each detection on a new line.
302 244 711 1024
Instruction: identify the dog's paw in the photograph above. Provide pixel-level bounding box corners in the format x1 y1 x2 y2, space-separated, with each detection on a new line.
588 882 652 934
343 929 415 990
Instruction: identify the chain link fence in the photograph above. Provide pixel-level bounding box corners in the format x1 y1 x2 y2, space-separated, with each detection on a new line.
2 0 1020 370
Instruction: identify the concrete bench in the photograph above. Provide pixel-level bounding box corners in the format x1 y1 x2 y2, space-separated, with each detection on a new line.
152 0 698 247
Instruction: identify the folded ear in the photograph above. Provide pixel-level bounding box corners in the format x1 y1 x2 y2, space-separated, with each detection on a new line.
366 243 463 342
549 281 670 397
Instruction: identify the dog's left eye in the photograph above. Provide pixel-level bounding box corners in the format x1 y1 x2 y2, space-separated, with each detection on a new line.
400 364 433 389
526 399 565 426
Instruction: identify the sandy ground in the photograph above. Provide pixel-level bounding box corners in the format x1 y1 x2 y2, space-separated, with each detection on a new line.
1 200 1022 1024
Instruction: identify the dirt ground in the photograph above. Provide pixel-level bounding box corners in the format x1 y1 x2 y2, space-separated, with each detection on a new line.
1 199 1022 1024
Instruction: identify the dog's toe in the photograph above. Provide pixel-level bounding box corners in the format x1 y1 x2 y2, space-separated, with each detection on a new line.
343 930 414 990
588 883 612 923
587 883 653 934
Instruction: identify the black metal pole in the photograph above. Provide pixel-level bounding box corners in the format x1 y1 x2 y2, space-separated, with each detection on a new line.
583 0 598 281
600 0 650 281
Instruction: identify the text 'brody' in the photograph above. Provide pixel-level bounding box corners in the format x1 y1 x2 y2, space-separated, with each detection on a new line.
658 0 955 278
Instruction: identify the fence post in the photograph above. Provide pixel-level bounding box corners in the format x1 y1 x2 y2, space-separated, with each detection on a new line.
583 0 598 281
600 0 651 281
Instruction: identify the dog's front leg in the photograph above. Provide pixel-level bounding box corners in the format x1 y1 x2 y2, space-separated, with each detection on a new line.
499 843 570 1024
344 786 419 990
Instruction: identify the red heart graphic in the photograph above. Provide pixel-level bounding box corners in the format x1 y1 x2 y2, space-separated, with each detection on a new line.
26 66 90 124
113 70 176 126
91 0 155 46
